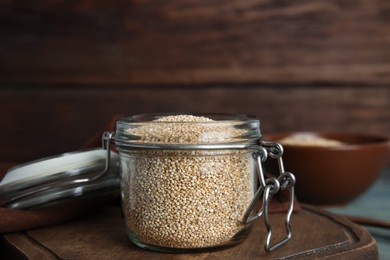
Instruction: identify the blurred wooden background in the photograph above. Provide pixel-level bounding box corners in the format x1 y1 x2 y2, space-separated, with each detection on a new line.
0 0 389 163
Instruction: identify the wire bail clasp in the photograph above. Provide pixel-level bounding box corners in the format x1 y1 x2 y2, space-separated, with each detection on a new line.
242 140 296 252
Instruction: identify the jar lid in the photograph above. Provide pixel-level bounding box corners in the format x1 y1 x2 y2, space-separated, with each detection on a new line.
0 148 120 209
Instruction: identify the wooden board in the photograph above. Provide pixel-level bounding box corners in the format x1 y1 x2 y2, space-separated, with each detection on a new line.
2 204 378 259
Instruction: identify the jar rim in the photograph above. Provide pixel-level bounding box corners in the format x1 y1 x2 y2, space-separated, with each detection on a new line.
117 113 259 124
114 113 261 149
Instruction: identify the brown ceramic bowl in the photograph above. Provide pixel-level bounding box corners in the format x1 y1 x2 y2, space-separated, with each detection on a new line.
263 132 390 205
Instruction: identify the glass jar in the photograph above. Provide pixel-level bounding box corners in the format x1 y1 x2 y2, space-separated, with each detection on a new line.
106 113 295 253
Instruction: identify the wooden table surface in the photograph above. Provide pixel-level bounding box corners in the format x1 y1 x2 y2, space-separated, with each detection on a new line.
327 168 390 260
1 204 377 259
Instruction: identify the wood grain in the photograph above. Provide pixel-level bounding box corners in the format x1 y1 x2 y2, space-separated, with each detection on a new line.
1 0 390 85
2 205 378 259
0 86 388 164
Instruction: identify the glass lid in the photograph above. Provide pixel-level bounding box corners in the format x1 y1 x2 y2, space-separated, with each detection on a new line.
0 148 120 209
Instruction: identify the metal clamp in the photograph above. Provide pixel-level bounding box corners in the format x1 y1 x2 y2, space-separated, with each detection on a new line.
243 141 296 252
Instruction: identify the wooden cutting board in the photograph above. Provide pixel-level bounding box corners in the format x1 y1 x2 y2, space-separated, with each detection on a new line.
2 204 377 259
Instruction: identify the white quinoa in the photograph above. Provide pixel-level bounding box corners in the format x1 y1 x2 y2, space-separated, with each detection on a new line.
128 114 246 144
121 115 254 248
279 133 345 147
